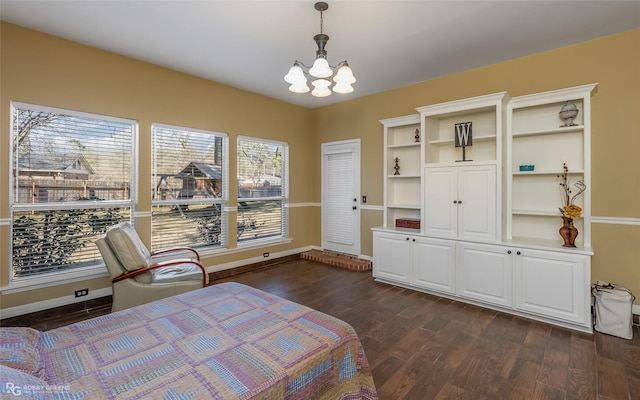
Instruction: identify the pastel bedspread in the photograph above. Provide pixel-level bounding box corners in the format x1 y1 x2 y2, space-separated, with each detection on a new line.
6 282 378 399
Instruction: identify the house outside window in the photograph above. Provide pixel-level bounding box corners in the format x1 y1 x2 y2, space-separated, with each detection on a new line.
151 124 228 251
237 136 288 244
9 102 136 283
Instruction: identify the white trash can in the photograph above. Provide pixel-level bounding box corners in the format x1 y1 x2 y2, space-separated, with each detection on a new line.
592 280 635 340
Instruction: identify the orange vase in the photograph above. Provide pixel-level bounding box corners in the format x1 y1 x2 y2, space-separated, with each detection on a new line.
559 216 578 248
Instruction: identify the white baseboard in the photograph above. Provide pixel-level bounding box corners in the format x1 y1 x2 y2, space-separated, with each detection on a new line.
5 249 636 325
205 245 316 273
1 287 112 320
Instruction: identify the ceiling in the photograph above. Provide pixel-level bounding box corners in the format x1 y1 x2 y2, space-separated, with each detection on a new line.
1 1 639 109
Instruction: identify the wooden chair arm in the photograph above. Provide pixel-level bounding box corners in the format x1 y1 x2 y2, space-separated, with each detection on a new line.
112 259 207 287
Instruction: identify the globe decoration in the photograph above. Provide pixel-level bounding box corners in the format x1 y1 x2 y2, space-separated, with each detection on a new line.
559 101 579 127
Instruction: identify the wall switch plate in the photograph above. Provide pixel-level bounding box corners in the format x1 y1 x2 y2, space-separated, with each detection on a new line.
362 196 367 203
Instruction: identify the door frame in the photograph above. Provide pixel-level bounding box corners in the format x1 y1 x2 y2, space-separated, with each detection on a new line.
321 139 361 256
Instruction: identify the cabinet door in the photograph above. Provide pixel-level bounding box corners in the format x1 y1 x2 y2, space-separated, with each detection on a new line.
412 237 456 294
458 165 496 241
514 249 587 325
423 167 457 238
457 242 512 307
372 231 411 283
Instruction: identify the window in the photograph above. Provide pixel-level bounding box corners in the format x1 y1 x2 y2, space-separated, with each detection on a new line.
10 102 136 281
237 136 288 244
151 124 228 250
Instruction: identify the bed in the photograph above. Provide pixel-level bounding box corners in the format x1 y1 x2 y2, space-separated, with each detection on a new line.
0 282 378 399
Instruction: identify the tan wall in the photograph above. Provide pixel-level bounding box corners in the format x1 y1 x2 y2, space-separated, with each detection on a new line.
0 23 318 310
2 22 639 311
314 28 640 305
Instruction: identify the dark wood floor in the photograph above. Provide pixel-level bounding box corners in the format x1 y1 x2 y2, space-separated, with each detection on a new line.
3 258 639 399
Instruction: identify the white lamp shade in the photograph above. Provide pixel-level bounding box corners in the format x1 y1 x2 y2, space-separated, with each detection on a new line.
284 65 307 85
309 58 333 78
311 78 332 97
333 82 354 94
333 65 356 84
289 83 310 93
311 86 332 97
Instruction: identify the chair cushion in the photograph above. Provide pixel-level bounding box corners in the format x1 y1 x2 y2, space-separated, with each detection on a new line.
145 263 204 284
0 327 45 379
105 223 151 271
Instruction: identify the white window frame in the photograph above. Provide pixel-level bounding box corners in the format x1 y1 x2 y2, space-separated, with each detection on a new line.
236 136 289 248
151 123 229 252
3 102 138 294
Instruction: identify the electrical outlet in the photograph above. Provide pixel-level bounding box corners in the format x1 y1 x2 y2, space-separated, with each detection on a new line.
263 252 269 258
74 289 89 297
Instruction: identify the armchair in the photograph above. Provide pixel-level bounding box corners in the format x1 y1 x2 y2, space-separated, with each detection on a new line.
96 222 208 312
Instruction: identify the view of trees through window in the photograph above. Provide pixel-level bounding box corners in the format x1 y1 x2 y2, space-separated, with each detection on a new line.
8 104 288 281
151 125 227 250
10 103 134 278
237 137 287 243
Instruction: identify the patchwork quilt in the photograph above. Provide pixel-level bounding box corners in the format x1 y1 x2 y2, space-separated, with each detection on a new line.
1 282 378 399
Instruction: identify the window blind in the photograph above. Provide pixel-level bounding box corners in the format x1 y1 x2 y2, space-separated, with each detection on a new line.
10 102 135 278
237 136 288 243
151 124 228 250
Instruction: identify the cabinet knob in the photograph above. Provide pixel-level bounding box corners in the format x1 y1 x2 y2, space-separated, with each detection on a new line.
507 250 512 255
458 200 462 204
352 206 357 210
517 251 521 256
406 237 410 241
412 238 416 242
453 200 458 204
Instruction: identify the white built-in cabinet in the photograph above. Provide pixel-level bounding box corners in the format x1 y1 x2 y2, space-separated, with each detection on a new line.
373 85 596 333
456 242 513 308
424 164 496 241
372 230 412 284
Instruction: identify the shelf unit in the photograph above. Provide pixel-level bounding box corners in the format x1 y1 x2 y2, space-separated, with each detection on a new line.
417 92 509 242
374 85 597 333
506 84 597 249
380 114 422 229
417 92 510 165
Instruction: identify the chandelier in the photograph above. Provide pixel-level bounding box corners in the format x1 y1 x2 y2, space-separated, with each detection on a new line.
284 1 356 97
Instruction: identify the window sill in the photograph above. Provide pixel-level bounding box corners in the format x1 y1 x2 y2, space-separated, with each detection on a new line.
235 237 293 251
0 266 109 295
